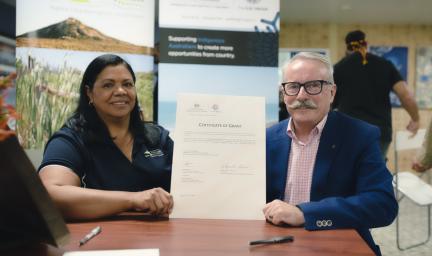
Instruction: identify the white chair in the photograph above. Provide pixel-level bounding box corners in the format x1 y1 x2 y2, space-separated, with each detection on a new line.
392 129 432 250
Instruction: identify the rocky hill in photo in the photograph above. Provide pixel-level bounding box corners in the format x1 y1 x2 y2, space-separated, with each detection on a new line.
17 18 152 55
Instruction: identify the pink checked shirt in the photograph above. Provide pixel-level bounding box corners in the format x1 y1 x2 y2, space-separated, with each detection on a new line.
284 115 328 205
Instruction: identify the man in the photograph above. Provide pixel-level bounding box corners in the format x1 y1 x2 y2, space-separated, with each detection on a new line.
333 30 419 159
264 52 397 255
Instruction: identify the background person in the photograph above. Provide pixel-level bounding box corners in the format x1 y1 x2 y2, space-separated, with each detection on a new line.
38 54 173 220
264 52 398 255
412 117 432 172
333 30 419 159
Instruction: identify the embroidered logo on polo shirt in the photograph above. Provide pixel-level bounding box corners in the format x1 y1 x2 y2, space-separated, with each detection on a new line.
144 149 164 158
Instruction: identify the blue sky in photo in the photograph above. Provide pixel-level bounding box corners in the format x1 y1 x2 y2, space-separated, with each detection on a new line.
158 63 279 103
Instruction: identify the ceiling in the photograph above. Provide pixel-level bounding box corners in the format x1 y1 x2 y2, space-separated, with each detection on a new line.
2 0 432 25
280 0 432 25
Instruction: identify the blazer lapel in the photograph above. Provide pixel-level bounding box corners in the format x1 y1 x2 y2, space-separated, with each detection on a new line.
278 127 291 200
272 121 291 200
310 112 342 200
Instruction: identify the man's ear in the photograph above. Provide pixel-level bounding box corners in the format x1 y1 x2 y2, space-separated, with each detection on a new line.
330 84 337 102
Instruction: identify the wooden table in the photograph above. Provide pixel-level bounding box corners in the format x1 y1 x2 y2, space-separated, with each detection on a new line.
2 215 374 255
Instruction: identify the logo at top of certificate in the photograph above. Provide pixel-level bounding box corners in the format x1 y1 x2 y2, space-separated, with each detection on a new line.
211 104 219 112
186 102 221 113
187 103 207 113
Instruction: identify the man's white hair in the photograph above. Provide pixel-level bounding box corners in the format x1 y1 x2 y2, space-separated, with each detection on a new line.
282 52 334 83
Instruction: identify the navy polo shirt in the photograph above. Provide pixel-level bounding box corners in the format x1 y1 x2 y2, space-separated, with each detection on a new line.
333 52 403 142
39 126 173 192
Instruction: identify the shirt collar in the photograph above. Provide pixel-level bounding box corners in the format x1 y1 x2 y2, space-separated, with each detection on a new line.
287 114 328 144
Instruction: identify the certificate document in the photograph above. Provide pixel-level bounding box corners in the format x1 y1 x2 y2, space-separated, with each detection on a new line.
170 93 265 220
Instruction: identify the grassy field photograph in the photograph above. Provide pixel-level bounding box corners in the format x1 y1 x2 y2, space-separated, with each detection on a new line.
16 48 154 149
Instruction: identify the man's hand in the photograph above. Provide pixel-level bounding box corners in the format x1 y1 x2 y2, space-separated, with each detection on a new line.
263 199 305 226
407 119 420 136
132 187 173 216
412 160 428 173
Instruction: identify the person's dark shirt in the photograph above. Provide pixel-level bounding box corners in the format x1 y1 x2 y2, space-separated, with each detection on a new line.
333 52 403 142
38 125 173 192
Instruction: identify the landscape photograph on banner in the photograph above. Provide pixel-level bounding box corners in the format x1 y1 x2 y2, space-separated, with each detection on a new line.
15 48 154 149
16 0 154 54
15 0 156 149
416 46 432 109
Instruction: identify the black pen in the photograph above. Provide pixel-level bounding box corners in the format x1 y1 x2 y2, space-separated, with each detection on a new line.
79 226 102 246
249 235 294 245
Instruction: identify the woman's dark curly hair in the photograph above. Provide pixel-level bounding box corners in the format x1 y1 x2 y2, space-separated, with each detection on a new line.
66 54 145 142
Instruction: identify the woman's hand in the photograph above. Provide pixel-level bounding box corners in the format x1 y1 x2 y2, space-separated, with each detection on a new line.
132 187 174 216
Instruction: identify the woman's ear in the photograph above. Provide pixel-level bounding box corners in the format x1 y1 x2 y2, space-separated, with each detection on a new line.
86 85 93 104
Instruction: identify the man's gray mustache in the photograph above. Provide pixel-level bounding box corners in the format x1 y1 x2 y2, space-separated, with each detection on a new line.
288 100 317 109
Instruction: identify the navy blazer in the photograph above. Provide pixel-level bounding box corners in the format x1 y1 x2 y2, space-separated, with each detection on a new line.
266 111 398 255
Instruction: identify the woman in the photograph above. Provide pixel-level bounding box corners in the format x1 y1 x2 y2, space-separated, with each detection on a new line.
39 54 173 220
